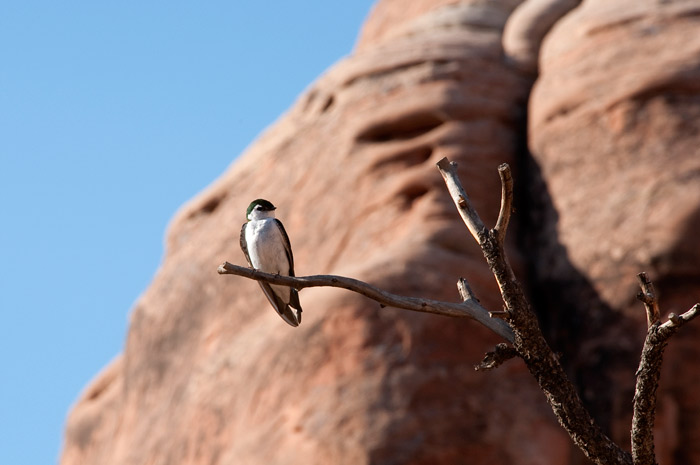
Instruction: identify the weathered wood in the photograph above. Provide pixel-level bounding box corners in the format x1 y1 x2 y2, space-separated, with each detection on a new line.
218 262 515 342
437 156 633 465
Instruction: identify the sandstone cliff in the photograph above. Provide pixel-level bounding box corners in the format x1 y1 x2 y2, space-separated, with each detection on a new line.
528 1 700 462
61 1 700 464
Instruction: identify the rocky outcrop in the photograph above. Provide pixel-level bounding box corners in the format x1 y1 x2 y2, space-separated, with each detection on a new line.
61 0 700 464
61 1 569 465
528 0 700 462
502 0 581 73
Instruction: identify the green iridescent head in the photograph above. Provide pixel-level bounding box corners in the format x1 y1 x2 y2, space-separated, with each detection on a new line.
246 198 276 219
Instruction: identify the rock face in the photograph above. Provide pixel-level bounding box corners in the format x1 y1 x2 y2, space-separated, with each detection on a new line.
61 0 700 464
528 0 700 463
62 2 563 465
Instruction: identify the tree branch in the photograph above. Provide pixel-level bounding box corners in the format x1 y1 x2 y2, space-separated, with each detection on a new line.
636 272 661 327
631 284 700 465
475 343 518 371
494 163 514 244
457 277 479 303
436 156 632 465
437 158 519 310
436 158 487 243
218 157 700 465
217 262 514 343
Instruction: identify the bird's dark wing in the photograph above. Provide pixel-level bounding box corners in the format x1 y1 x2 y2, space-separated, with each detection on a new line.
273 218 295 276
240 222 252 266
255 281 300 327
241 219 301 327
273 219 302 323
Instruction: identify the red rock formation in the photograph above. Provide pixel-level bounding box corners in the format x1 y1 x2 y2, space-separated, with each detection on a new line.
529 0 700 463
62 1 568 464
61 0 700 464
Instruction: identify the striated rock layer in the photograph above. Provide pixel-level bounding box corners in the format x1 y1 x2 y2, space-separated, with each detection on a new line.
528 0 700 463
62 0 700 464
62 1 568 465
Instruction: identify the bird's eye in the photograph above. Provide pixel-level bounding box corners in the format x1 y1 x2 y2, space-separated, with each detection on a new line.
255 205 262 210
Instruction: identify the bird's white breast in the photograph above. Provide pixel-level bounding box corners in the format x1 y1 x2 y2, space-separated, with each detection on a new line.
245 218 289 275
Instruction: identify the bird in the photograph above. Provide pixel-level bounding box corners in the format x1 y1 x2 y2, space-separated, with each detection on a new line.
240 199 302 326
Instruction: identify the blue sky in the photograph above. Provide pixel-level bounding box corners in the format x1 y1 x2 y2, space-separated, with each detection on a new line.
0 1 375 463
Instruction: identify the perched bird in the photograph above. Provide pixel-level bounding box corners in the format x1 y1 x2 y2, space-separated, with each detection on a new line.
240 199 302 326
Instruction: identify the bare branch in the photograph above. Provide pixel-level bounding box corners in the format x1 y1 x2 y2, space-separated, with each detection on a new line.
475 343 518 371
436 157 632 465
219 156 699 465
217 262 514 343
632 302 700 465
436 157 487 243
494 163 514 244
636 272 661 327
437 157 519 311
457 277 479 303
661 303 700 330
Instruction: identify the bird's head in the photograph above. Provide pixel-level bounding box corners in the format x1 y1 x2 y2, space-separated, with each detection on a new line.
246 198 277 221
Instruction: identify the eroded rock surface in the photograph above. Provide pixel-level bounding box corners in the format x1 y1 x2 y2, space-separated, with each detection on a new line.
529 0 700 462
62 1 568 465
61 0 700 464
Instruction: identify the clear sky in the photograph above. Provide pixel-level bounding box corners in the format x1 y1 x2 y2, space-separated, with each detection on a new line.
0 1 376 463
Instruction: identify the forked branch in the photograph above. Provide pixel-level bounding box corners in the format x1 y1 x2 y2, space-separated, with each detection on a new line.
437 156 632 465
218 157 699 465
631 272 700 465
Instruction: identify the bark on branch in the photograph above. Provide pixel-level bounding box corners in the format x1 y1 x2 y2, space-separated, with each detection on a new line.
494 163 514 244
436 157 633 465
631 272 700 465
637 272 661 327
217 262 514 342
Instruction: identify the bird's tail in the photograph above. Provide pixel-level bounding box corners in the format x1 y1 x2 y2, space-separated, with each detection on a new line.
289 289 302 324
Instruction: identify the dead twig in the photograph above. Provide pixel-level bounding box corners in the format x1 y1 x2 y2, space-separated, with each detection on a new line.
436 157 632 465
457 277 480 303
475 343 518 371
217 262 514 342
494 163 514 244
436 160 487 243
631 273 700 465
636 272 661 327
